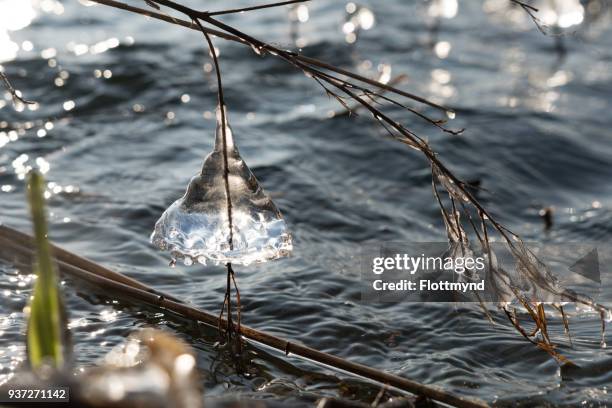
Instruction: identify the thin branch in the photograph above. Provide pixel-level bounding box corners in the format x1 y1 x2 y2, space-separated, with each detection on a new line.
1 71 35 105
512 0 548 35
509 0 574 37
208 0 311 16
293 54 453 113
90 0 242 41
80 0 611 362
89 0 453 115
195 17 241 345
195 18 234 251
509 0 538 13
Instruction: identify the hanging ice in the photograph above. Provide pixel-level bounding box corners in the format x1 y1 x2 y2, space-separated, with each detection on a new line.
151 107 292 266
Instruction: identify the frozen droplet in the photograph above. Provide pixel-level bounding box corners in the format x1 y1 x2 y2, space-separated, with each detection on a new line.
151 105 293 266
183 257 193 266
251 45 263 56
169 258 176 268
446 110 456 120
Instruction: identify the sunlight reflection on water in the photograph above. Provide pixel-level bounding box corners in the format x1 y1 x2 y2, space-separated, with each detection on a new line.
536 0 584 29
0 0 611 405
0 0 35 62
0 265 27 387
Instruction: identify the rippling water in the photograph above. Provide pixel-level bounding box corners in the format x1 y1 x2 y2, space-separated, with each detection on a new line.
1 0 612 406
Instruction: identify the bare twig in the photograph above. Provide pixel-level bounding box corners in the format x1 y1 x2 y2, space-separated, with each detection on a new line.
510 0 549 35
510 0 577 37
198 24 232 249
88 0 454 118
1 71 35 105
208 0 312 16
77 0 611 361
90 0 239 40
196 18 242 345
509 0 538 13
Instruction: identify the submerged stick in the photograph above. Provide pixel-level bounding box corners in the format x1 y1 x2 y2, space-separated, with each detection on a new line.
0 225 488 408
0 225 181 302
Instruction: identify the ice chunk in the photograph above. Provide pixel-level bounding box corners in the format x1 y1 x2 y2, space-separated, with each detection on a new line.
151 106 292 265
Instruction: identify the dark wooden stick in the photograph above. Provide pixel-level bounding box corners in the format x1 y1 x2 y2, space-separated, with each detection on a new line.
0 225 180 302
0 225 488 408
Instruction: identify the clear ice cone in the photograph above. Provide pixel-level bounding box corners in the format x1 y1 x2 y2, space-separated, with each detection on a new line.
151 107 292 266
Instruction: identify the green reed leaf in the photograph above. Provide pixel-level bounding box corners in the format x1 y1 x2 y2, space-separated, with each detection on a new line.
26 171 65 371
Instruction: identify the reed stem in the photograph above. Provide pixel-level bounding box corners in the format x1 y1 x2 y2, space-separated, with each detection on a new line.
0 225 488 408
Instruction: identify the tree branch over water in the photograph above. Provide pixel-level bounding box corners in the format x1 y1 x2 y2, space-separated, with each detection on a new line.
69 0 612 362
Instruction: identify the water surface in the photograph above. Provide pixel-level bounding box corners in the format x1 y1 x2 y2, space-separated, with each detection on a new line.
1 0 611 406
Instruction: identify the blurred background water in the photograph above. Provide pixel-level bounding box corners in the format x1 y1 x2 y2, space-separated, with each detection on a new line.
1 0 611 406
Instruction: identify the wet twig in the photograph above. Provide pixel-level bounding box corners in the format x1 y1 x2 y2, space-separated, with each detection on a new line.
509 0 577 37
0 71 35 105
510 0 549 34
196 20 241 346
207 0 311 16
